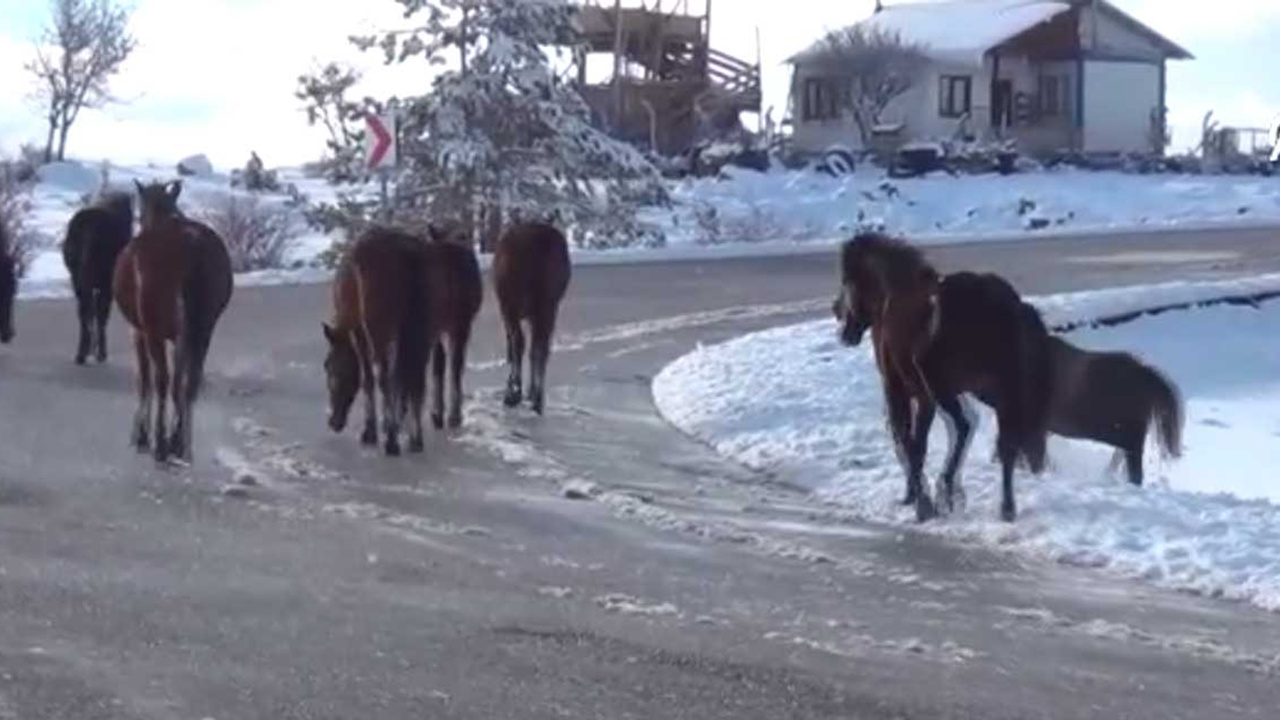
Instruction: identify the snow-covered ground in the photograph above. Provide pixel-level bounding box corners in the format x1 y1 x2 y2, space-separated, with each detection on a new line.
659 165 1280 247
654 280 1280 612
16 158 1280 299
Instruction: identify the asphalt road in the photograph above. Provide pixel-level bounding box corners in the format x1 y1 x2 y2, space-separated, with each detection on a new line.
1 225 1279 720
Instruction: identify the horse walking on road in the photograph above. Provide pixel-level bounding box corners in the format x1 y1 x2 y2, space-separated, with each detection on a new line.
115 180 233 463
1046 334 1183 486
324 228 424 456
493 222 571 416
63 191 133 364
417 230 483 431
834 233 1052 522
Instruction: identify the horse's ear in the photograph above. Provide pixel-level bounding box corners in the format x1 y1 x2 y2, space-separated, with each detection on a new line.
134 179 145 195
166 180 182 202
426 224 444 242
322 322 337 345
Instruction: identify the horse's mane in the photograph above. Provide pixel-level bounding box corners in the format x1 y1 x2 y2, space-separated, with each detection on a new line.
840 233 936 293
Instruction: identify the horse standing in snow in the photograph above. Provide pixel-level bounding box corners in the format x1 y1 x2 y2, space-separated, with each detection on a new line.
1045 334 1183 486
492 222 572 416
63 191 133 364
114 180 233 463
833 233 1053 522
324 228 424 456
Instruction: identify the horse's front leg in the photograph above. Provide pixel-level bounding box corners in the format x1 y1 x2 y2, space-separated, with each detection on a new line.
935 394 974 514
353 330 378 447
907 398 938 522
131 332 152 451
882 373 914 505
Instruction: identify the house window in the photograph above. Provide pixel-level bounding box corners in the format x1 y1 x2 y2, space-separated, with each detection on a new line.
802 77 841 121
1038 74 1072 118
939 75 972 118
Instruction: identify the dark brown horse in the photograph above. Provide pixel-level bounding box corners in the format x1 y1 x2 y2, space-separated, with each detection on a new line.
1046 334 1183 486
0 225 17 345
835 233 1052 522
115 180 233 463
63 191 133 364
493 222 571 415
417 231 483 431
324 228 424 455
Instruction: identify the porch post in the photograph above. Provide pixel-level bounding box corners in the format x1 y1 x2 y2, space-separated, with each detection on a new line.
991 51 1001 133
1158 59 1167 156
1075 56 1086 151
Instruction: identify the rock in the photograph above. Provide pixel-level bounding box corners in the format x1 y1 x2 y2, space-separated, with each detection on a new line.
561 480 599 501
177 154 214 177
221 484 251 499
234 471 259 487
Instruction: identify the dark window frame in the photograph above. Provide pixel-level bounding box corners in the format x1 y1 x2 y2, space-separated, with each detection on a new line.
938 75 972 118
802 77 842 122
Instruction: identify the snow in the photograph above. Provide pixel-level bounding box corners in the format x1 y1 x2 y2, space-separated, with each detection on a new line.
791 0 1071 67
654 280 1280 612
15 159 1280 300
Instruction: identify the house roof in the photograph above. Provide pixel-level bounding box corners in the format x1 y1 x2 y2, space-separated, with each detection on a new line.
788 0 1191 68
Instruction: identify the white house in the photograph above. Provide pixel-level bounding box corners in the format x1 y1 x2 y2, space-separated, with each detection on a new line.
787 0 1192 157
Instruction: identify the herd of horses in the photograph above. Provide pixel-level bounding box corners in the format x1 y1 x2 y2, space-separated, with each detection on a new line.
834 233 1184 522
45 179 571 465
0 180 1183 525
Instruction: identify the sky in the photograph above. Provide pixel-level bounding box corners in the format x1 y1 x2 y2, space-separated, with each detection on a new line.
0 0 1278 168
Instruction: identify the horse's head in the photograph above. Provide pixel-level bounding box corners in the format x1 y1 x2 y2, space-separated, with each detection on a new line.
0 251 16 344
322 322 360 432
833 279 873 347
135 179 183 230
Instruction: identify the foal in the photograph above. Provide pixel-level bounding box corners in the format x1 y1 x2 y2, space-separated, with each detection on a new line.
835 234 1052 522
1046 334 1183 486
324 228 424 455
114 180 233 462
63 191 133 364
493 222 571 416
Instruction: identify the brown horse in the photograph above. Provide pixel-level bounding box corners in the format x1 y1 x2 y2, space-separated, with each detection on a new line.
0 225 17 345
324 228 424 456
419 231 483 430
835 233 1052 522
493 222 571 416
1046 334 1183 486
115 180 233 462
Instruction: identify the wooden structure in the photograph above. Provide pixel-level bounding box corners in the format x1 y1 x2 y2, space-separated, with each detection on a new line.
568 1 761 155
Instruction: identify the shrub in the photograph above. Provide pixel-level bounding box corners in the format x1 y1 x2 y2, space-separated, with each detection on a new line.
195 193 300 272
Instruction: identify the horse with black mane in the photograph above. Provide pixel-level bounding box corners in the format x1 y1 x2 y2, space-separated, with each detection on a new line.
1046 334 1183 486
63 191 133 364
115 180 233 463
834 233 1052 522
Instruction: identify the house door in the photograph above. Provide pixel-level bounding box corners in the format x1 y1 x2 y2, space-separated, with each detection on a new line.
992 80 1014 131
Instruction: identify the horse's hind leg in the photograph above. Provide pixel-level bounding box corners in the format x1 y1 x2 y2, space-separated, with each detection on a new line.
528 312 556 416
74 285 93 365
168 338 189 462
936 394 973 514
907 400 938 522
94 287 112 363
131 333 153 452
447 326 471 428
1125 443 1145 487
429 340 446 430
374 341 401 457
147 336 171 463
996 412 1020 522
503 316 527 409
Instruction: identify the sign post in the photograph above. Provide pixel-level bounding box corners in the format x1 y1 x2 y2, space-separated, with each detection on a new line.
365 112 398 221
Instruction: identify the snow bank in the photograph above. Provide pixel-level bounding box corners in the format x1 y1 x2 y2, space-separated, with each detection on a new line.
654 280 1280 611
660 166 1280 248
35 162 100 195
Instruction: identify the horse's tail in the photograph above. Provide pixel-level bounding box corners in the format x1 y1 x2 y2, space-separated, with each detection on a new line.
1145 365 1184 460
182 276 214 405
1015 301 1052 474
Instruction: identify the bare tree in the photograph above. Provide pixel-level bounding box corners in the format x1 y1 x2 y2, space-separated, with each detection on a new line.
0 158 44 277
27 0 136 163
809 26 928 146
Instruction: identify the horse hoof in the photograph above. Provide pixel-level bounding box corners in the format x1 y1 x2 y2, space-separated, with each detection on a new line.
430 413 445 430
384 439 401 457
360 427 378 446
916 497 938 523
1001 504 1017 523
503 392 523 409
153 441 170 464
75 355 87 366
900 492 918 507
447 413 463 429
531 397 545 416
408 437 425 454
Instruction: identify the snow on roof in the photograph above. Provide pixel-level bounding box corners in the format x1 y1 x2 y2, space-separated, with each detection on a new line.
792 0 1071 68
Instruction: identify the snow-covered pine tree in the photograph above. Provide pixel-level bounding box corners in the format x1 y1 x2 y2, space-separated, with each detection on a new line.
309 0 667 252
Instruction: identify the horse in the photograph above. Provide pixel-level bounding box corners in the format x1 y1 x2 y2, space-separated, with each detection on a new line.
493 222 571 416
1046 334 1183 486
63 191 133 364
834 233 1052 522
114 180 233 463
0 225 17 345
323 227 425 456
414 229 483 431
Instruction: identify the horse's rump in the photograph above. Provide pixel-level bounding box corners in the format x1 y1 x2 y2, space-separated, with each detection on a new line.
493 222 570 322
